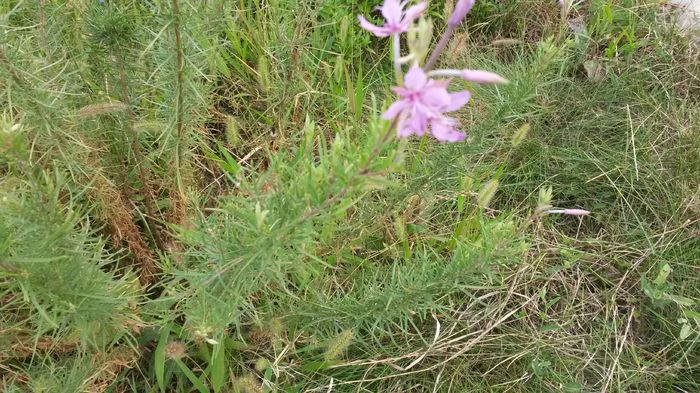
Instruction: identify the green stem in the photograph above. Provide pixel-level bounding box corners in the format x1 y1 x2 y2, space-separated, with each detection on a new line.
171 0 186 195
115 53 166 253
38 0 51 64
392 33 403 85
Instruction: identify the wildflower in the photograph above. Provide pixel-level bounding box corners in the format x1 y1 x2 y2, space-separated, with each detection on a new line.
448 0 476 27
358 0 428 37
383 66 471 142
545 209 590 216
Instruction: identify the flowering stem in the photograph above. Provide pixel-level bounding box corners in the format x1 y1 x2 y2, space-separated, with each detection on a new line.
171 0 185 195
392 33 403 85
424 24 456 72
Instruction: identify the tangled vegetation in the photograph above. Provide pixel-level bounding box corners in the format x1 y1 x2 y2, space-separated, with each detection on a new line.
0 1 698 392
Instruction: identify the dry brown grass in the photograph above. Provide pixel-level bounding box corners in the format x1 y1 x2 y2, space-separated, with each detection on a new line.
94 172 157 285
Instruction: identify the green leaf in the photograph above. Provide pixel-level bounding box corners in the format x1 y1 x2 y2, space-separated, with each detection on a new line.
563 382 583 392
664 293 695 307
684 309 700 321
354 65 364 122
215 52 231 79
210 344 226 393
155 323 172 393
345 66 356 117
216 141 242 176
653 263 671 286
175 358 210 393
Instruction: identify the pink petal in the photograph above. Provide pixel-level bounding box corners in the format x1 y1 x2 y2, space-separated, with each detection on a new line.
408 107 429 134
397 108 425 138
382 100 408 120
401 2 428 26
431 119 466 142
404 65 427 90
421 85 451 108
381 0 403 26
358 15 391 37
445 91 471 112
427 79 450 88
391 86 412 98
460 69 509 84
397 122 415 137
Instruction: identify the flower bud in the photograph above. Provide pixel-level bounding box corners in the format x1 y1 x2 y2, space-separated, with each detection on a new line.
460 69 509 84
448 0 475 27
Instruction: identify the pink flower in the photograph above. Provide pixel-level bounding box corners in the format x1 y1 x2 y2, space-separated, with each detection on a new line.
358 0 428 37
448 0 476 26
383 66 471 142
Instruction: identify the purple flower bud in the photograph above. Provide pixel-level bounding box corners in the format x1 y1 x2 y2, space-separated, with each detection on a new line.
460 69 509 84
448 0 476 27
563 209 590 216
546 209 591 216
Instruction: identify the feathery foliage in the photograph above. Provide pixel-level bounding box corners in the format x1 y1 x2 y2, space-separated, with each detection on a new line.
1 0 698 392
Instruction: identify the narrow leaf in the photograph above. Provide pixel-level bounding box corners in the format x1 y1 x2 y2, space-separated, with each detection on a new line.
210 344 226 393
175 358 210 393
155 323 172 393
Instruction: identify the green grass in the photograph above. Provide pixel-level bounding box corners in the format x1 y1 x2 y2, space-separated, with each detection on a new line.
1 0 698 392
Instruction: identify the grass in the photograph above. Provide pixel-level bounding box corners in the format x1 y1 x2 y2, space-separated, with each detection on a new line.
1 0 699 392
